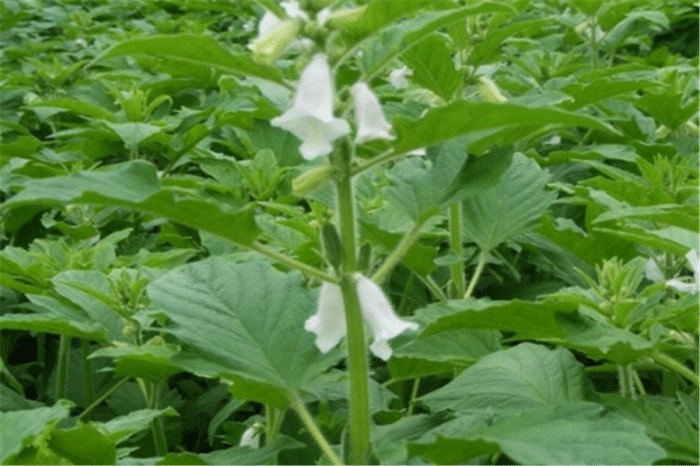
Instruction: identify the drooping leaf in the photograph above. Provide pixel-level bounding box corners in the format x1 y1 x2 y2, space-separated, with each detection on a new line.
101 408 179 445
48 423 117 465
0 400 72 464
411 403 667 465
392 101 616 155
94 34 286 85
147 258 341 407
90 344 182 382
0 161 261 246
421 343 585 413
461 153 556 251
401 35 461 101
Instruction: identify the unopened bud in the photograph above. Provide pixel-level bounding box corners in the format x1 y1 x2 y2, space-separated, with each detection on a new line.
320 223 343 270
292 164 337 197
248 18 303 65
477 76 507 103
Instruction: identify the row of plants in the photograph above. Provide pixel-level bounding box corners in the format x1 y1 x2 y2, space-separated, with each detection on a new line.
0 0 698 464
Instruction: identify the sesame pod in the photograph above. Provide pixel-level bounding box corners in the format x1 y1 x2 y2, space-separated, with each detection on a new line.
292 164 336 197
321 223 343 270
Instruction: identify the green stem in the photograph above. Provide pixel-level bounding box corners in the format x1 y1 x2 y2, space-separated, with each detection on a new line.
148 382 168 456
265 406 284 444
617 365 628 397
371 219 427 285
78 377 130 421
288 392 342 466
248 241 339 283
418 274 448 302
55 335 70 400
449 203 465 299
336 167 371 465
651 352 700 387
464 250 488 299
80 340 94 419
350 149 396 176
631 369 646 396
406 378 420 416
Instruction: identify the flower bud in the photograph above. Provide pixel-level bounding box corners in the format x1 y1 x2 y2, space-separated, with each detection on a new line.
351 82 394 143
292 164 337 196
477 76 507 103
248 17 303 65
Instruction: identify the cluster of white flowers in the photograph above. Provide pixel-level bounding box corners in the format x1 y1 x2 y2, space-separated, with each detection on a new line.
305 274 419 360
250 3 419 358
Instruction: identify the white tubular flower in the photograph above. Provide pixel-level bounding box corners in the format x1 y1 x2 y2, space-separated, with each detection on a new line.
281 0 309 20
644 258 665 283
239 425 262 449
351 82 394 144
304 282 346 353
271 54 350 159
389 66 413 89
354 274 419 360
666 250 699 294
304 275 419 360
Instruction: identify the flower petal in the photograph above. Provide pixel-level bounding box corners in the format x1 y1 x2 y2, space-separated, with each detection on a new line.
351 83 394 144
304 282 346 353
389 66 412 89
354 274 418 360
644 258 665 283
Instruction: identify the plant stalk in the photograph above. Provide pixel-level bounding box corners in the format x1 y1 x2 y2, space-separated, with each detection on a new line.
148 382 168 456
371 218 426 285
651 352 699 387
449 203 466 299
248 241 339 283
464 250 488 299
80 340 95 419
336 167 372 465
55 335 71 400
288 392 342 466
79 377 130 421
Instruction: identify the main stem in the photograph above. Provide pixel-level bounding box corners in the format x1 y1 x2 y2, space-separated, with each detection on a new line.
336 163 371 465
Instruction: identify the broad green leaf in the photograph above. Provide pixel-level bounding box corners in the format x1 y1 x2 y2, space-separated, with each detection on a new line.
593 225 697 256
372 414 447 465
53 271 125 342
201 435 304 465
48 423 117 465
104 122 163 152
421 343 585 413
534 144 639 166
0 313 107 341
384 142 512 221
402 35 461 101
94 34 286 85
416 297 577 339
634 92 699 130
101 408 179 444
389 329 501 381
461 153 556 251
360 3 513 81
593 204 698 231
29 98 117 121
392 101 616 155
90 344 182 382
555 310 659 364
602 394 699 464
561 77 661 109
148 258 341 407
0 384 43 411
411 403 667 465
0 400 72 464
1 161 261 246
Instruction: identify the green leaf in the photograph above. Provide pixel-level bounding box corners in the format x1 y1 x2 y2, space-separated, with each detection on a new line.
103 122 163 152
389 329 501 381
29 98 117 121
384 142 512 221
460 154 556 251
402 35 461 101
1 161 261 246
412 403 667 465
561 77 661 109
90 344 182 382
603 394 699 464
48 423 117 465
0 313 107 341
0 400 72 464
392 101 617 155
101 408 179 444
200 435 304 465
372 414 447 465
94 34 286 85
147 258 341 407
592 204 699 231
593 225 697 256
416 297 577 339
421 343 585 413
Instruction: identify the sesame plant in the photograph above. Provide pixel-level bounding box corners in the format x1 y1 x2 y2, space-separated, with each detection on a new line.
0 0 698 464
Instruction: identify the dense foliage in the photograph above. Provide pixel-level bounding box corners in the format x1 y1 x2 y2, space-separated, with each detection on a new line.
0 0 698 464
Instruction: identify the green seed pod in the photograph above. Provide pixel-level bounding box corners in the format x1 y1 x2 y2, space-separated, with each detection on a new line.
292 164 337 197
321 223 343 270
357 242 372 275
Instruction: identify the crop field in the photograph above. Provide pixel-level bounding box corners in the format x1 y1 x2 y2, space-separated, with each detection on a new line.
0 0 698 464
